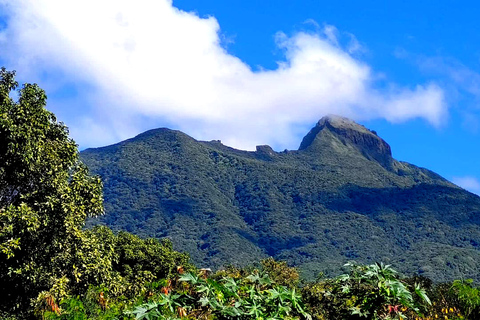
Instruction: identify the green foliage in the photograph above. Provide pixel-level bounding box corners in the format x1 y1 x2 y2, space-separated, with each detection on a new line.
0 67 104 317
212 258 300 289
29 227 194 319
390 277 480 320
113 230 194 282
0 311 20 320
40 286 130 320
0 68 194 319
260 257 300 288
22 259 480 320
128 269 311 320
450 279 480 319
91 226 195 298
302 262 431 320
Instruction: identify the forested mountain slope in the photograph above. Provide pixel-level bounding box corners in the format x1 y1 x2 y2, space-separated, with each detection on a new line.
81 115 480 282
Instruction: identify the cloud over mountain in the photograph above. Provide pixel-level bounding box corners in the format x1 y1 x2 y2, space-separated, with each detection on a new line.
0 0 447 150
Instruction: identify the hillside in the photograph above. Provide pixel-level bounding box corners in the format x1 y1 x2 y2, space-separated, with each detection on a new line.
81 115 480 282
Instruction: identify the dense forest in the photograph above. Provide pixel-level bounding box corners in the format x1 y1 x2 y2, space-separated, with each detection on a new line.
1 68 480 320
81 113 480 283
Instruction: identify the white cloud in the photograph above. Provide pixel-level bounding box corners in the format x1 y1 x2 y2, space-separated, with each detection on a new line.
395 51 480 135
0 0 448 150
452 176 480 195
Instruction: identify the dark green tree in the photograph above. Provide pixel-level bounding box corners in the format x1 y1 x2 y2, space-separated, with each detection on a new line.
0 67 105 316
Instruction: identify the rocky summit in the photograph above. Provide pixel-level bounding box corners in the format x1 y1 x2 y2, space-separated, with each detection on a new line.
81 116 480 282
299 115 394 169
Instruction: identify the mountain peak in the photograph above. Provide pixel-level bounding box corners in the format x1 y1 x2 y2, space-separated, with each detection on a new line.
318 114 373 133
299 115 393 169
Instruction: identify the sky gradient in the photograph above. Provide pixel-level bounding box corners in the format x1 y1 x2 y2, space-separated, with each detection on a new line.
0 0 479 195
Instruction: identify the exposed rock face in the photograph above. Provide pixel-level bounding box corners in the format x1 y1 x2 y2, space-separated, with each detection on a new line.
299 115 394 170
255 145 276 160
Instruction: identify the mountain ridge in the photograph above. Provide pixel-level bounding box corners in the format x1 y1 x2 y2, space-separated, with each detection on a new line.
81 115 480 282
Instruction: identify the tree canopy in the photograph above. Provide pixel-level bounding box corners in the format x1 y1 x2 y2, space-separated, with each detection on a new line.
0 68 192 319
0 67 105 314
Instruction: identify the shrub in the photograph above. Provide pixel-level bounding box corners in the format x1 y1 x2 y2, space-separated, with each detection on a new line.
127 268 311 320
302 262 431 320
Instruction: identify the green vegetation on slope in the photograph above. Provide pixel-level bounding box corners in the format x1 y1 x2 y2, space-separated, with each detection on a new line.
81 116 480 282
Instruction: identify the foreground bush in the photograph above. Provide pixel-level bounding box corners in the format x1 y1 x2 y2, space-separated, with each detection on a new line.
420 279 480 320
302 262 431 320
15 258 480 320
128 270 310 319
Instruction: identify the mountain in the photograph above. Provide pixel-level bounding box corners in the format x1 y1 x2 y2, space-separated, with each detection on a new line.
81 115 480 282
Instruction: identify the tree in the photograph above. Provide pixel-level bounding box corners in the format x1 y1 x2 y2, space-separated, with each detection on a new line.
0 67 105 317
0 68 194 319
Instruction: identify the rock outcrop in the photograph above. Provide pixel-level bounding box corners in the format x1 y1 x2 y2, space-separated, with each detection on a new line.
299 115 394 170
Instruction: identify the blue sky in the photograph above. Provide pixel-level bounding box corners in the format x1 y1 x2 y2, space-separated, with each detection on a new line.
0 0 479 195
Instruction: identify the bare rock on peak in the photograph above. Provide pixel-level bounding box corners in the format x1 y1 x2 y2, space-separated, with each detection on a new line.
255 145 276 160
299 115 393 170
